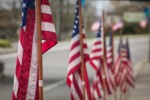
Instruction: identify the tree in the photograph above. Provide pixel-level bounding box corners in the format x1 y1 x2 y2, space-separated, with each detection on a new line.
0 0 97 41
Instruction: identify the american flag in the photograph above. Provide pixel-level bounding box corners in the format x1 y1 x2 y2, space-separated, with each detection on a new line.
66 1 92 100
89 26 103 70
114 38 134 93
106 31 114 73
118 47 128 92
112 20 124 31
12 0 57 99
91 70 104 100
90 26 104 100
114 39 124 87
90 21 115 99
105 31 115 94
125 38 134 88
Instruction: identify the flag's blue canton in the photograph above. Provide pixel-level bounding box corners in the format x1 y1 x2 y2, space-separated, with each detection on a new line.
21 0 35 28
109 31 112 46
118 43 125 54
96 22 101 38
72 1 79 37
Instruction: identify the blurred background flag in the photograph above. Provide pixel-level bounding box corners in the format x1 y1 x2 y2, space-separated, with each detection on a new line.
91 21 100 32
139 19 147 28
112 20 124 31
90 22 104 99
106 31 115 93
125 38 135 88
89 22 103 70
66 0 92 100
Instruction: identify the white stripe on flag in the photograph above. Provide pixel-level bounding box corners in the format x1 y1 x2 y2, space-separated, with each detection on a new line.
70 34 79 46
13 75 19 97
83 48 89 54
42 40 45 43
41 5 51 14
95 38 102 43
75 72 82 92
69 46 80 58
90 52 103 58
26 27 38 100
97 82 103 96
107 59 112 63
107 46 112 51
17 40 23 64
68 56 81 73
42 22 56 33
92 60 99 69
92 45 102 51
93 90 99 99
107 52 112 58
71 84 80 100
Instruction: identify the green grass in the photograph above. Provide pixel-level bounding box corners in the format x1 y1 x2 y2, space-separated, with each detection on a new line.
0 39 11 48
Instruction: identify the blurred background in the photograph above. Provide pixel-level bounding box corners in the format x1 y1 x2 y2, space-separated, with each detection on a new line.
0 0 150 100
0 0 150 41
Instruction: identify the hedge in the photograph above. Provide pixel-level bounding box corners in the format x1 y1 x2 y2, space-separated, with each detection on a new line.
0 39 11 48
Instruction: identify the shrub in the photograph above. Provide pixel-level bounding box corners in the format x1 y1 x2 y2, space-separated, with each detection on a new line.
0 39 11 48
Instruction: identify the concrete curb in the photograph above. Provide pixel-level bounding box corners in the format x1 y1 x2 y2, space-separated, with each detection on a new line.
133 59 147 78
0 48 17 55
43 80 66 92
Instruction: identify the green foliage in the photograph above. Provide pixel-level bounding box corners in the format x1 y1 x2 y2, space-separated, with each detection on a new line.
0 9 20 41
0 39 11 48
122 23 148 34
105 22 148 36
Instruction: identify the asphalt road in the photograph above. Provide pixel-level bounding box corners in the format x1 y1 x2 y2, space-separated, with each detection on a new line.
0 35 149 100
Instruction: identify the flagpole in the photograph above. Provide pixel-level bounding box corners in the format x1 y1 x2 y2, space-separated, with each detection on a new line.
79 0 86 99
125 92 127 100
36 0 43 100
102 10 107 100
111 20 117 100
126 34 132 100
119 19 123 100
127 84 131 99
125 88 128 100
112 30 117 100
120 88 123 100
110 16 117 100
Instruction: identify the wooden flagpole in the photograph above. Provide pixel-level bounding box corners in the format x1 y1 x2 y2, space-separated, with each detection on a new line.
36 0 43 100
111 20 117 100
119 19 123 100
102 10 107 100
120 88 123 100
126 36 131 100
111 18 117 100
125 86 128 100
127 84 131 99
112 31 117 100
124 75 128 100
79 0 86 99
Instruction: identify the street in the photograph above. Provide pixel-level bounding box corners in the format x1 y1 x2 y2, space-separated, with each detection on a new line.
0 35 149 100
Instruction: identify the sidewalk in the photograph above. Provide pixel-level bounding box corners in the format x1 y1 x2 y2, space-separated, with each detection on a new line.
130 61 150 100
